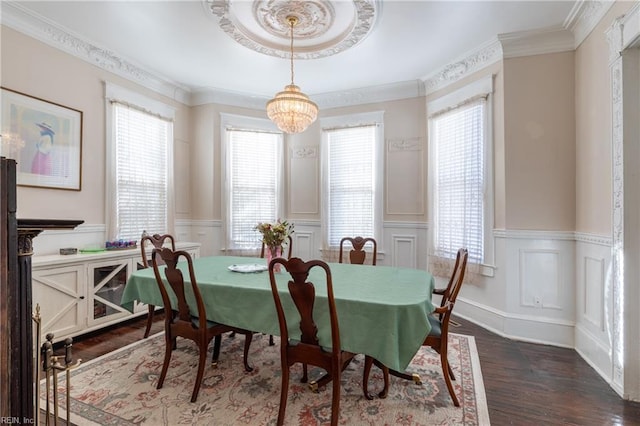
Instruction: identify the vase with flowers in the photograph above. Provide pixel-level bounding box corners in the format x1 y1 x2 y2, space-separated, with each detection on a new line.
255 219 294 272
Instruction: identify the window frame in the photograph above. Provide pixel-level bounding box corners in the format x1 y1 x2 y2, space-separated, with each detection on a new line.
220 113 284 251
320 111 385 249
104 81 175 242
427 76 494 274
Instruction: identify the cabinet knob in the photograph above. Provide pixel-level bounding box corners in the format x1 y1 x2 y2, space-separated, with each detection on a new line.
79 296 85 300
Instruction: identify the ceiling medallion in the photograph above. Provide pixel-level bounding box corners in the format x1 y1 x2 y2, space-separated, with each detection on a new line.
204 0 378 59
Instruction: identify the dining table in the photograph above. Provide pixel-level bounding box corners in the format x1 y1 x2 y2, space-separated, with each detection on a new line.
121 255 435 372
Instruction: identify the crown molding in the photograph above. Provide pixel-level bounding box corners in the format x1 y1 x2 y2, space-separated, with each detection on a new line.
422 39 503 95
564 0 615 48
1 1 191 105
190 88 270 109
498 26 575 58
313 80 425 109
191 79 424 109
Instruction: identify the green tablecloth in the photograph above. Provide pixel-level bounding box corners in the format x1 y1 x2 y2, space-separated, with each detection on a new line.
122 256 435 371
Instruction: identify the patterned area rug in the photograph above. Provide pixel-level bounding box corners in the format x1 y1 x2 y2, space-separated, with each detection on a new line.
41 332 489 425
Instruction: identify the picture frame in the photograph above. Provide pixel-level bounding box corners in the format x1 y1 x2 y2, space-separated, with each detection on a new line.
0 87 82 190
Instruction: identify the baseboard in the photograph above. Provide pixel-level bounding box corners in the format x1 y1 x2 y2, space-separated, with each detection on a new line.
455 298 574 348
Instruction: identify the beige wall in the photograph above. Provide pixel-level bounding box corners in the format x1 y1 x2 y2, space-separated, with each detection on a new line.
503 51 576 231
0 26 191 224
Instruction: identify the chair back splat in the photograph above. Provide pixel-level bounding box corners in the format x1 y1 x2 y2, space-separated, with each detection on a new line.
268 257 355 426
151 247 254 403
139 232 176 338
339 236 377 265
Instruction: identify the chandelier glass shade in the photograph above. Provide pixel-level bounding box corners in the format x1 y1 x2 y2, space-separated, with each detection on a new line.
266 16 318 134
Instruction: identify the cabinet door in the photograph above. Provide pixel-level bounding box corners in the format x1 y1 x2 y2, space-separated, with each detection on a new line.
32 265 86 342
88 259 131 326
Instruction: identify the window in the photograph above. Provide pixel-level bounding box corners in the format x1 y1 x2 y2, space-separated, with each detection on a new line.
428 76 493 266
221 114 283 250
321 112 384 248
105 83 175 242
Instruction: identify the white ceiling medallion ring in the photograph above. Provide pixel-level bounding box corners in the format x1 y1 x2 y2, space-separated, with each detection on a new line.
204 0 378 59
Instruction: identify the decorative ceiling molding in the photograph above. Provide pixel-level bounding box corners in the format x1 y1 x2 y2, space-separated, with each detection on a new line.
498 26 575 58
0 1 191 105
564 0 615 48
204 0 378 59
422 39 503 95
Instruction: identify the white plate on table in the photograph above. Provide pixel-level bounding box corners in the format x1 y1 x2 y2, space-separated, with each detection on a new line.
228 263 268 273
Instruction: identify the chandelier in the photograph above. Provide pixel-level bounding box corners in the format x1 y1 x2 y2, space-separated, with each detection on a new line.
266 16 318 134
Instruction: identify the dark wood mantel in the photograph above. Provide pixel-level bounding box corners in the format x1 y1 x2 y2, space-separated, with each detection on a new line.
1 157 84 422
14 219 84 421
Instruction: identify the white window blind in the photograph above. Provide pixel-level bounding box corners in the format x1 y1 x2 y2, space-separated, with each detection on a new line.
227 129 281 249
113 102 170 241
326 125 376 247
432 99 485 263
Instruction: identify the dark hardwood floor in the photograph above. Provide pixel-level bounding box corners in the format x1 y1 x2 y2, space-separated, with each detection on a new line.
55 314 640 425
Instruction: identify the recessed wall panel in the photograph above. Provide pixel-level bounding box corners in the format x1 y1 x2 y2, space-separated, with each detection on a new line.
584 256 605 330
386 138 424 215
290 147 319 214
520 249 561 309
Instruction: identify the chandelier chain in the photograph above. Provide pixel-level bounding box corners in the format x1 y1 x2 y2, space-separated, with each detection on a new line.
289 17 295 86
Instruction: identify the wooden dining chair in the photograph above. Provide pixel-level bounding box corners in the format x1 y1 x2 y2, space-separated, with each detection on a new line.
268 257 357 426
363 248 469 405
339 236 377 265
151 247 254 402
260 234 293 259
139 232 176 338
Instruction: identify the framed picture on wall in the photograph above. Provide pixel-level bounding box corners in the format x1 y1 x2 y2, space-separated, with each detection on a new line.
0 87 82 190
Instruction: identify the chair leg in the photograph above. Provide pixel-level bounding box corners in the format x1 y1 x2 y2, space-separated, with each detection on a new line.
191 342 208 403
447 361 456 381
143 304 155 338
157 332 173 389
277 366 290 426
242 332 254 372
440 353 460 407
211 335 222 366
301 363 308 383
330 370 341 426
269 334 275 346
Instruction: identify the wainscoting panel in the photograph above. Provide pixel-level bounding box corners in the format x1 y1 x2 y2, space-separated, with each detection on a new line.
574 235 613 386
519 249 562 310
391 234 417 268
583 256 605 330
187 220 220 257
33 224 105 255
292 231 315 261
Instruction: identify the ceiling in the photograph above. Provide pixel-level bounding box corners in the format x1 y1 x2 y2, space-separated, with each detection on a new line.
3 1 579 100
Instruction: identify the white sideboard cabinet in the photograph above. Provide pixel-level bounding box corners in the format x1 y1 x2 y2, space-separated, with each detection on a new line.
32 242 200 343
